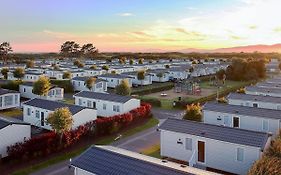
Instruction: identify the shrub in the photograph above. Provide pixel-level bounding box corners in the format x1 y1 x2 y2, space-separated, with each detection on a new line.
1 80 23 91
183 103 202 122
141 98 161 107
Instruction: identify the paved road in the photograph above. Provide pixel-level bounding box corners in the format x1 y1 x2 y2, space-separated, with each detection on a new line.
30 108 184 175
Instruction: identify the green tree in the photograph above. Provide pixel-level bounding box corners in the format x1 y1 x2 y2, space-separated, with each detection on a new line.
116 79 131 96
63 71 71 79
216 69 226 85
1 67 9 79
13 67 25 80
90 65 97 70
26 60 35 68
183 103 202 122
73 60 84 68
80 43 98 58
102 65 109 71
85 77 96 90
119 57 126 64
137 70 146 85
111 70 116 74
138 58 144 64
60 41 80 57
129 59 134 65
33 76 51 96
0 42 13 64
46 107 73 144
156 72 164 81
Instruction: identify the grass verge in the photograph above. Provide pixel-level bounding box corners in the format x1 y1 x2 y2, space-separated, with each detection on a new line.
0 108 23 117
140 144 161 159
12 117 159 175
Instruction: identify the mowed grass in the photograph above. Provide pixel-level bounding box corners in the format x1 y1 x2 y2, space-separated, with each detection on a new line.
140 144 161 159
11 117 159 175
0 108 23 117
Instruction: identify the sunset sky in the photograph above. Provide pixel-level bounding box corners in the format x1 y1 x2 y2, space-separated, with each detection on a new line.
0 0 281 52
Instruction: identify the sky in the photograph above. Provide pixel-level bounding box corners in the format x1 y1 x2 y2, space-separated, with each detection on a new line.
0 0 281 52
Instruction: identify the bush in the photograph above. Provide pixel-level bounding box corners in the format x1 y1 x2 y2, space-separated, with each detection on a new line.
141 98 161 107
132 84 174 95
183 103 202 122
50 80 74 93
1 80 23 91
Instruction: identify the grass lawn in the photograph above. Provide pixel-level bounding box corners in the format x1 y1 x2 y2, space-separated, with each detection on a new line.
0 108 23 117
140 144 161 159
61 98 75 105
11 117 159 175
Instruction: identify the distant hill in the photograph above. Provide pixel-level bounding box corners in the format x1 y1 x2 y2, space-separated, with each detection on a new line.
179 43 281 53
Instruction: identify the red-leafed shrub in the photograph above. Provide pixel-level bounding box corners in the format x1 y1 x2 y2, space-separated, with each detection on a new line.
6 103 151 161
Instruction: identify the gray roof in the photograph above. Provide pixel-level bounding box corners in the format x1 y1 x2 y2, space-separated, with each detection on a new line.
0 116 30 130
159 118 269 149
98 74 132 79
203 102 281 120
228 93 281 104
23 98 85 114
71 146 192 175
0 88 19 95
74 91 133 103
71 76 106 82
246 86 281 94
257 82 281 88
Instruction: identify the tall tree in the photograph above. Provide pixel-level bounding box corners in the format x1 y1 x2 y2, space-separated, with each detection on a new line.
26 60 35 68
137 70 146 85
73 60 84 68
1 67 9 79
129 59 134 65
90 65 97 70
80 43 98 58
63 71 71 79
0 42 13 64
156 72 164 81
116 79 131 96
85 77 96 90
138 58 144 64
60 41 80 57
33 76 51 96
46 107 73 144
183 103 202 122
119 57 126 64
13 67 25 80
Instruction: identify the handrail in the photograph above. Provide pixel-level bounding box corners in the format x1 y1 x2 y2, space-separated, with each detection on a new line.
189 150 196 167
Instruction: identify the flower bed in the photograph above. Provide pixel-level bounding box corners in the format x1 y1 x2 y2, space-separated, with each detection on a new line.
6 103 152 161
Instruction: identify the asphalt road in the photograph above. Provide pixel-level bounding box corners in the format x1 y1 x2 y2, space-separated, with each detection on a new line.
30 108 184 175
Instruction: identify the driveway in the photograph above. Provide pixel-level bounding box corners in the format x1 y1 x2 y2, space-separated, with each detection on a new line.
30 108 184 175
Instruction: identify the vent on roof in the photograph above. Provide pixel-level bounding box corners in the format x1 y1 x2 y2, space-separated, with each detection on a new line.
162 160 168 163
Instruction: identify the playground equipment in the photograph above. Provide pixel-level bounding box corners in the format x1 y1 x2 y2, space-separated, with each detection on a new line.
174 79 201 95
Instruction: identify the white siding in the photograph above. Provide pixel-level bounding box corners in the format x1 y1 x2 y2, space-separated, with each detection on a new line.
74 97 140 117
203 110 280 136
0 93 20 110
0 124 31 157
160 130 264 175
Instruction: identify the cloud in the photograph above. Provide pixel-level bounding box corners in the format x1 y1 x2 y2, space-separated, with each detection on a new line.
118 13 134 17
42 30 77 39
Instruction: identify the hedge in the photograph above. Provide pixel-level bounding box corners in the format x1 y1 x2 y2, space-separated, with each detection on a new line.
0 80 23 91
50 80 74 93
140 98 161 107
132 84 174 95
6 103 151 161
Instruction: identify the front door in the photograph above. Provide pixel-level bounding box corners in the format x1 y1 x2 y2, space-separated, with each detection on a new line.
198 141 205 163
93 102 96 108
41 112 45 126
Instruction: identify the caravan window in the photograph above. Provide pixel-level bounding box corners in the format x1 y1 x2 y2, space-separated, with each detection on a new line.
236 148 244 162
